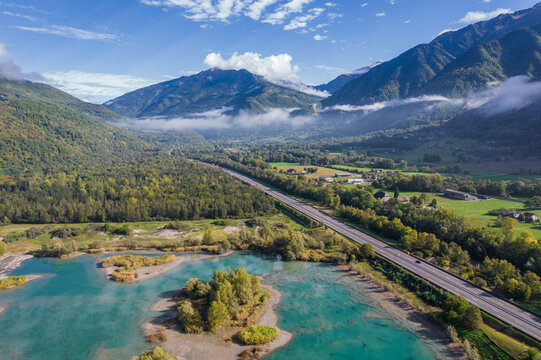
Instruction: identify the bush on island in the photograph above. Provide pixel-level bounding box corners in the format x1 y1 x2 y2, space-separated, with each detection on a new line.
131 346 178 360
237 325 278 345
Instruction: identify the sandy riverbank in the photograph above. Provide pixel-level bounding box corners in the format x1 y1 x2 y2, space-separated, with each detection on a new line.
141 284 293 360
342 267 465 360
0 253 33 279
101 251 234 283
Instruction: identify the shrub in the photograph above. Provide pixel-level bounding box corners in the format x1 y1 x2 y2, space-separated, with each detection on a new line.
0 240 5 256
102 255 175 270
0 275 28 290
111 269 136 282
237 325 278 345
131 346 178 360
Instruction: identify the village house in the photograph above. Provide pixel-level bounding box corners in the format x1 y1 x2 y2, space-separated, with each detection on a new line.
347 178 365 185
524 212 539 223
335 173 353 178
397 195 411 203
286 169 297 174
444 189 478 201
319 176 334 183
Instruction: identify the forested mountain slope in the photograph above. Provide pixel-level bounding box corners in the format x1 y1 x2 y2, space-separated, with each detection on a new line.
104 68 321 118
0 79 147 172
323 3 541 106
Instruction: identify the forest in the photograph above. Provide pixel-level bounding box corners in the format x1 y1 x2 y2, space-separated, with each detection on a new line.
0 156 276 224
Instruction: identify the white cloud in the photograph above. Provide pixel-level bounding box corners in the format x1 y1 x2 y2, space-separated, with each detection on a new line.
263 0 313 25
313 34 327 40
119 107 314 130
376 12 385 17
44 71 158 103
204 51 300 83
325 2 336 7
322 76 541 118
0 42 44 81
403 19 411 23
437 28 459 36
141 0 319 25
283 7 324 30
2 11 40 21
456 8 512 24
14 25 119 40
203 51 328 97
360 3 368 7
246 0 280 20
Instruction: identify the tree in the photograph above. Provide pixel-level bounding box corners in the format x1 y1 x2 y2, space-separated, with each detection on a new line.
461 306 483 330
358 243 375 259
0 240 5 256
203 226 214 245
207 299 230 330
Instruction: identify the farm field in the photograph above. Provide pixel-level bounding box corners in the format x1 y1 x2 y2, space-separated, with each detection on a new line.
269 163 355 180
371 188 541 239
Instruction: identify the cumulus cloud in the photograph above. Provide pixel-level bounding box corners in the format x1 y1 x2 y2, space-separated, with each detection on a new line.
118 107 314 131
204 51 300 83
313 34 327 40
456 8 512 24
14 25 119 41
204 51 328 97
376 12 385 17
44 71 158 103
0 43 44 81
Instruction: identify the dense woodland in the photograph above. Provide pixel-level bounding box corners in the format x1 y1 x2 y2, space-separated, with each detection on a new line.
0 157 275 224
192 151 541 303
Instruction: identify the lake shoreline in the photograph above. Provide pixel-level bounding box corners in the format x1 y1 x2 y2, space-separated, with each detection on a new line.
100 251 234 283
340 266 466 360
0 253 34 279
141 283 293 360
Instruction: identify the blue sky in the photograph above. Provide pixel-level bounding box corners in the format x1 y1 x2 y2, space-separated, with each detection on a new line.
0 0 539 103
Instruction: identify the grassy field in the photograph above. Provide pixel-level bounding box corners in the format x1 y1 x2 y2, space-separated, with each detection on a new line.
269 163 355 180
370 189 541 239
0 213 301 253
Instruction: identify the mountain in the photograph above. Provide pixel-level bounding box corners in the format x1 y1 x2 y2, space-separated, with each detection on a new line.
323 3 541 107
104 68 322 118
315 63 382 94
418 24 541 97
0 79 120 121
0 79 147 171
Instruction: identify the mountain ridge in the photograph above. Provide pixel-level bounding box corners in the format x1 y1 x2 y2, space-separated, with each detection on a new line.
104 68 322 118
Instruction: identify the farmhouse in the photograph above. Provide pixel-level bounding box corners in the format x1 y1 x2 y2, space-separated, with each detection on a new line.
319 176 334 183
397 195 411 203
347 178 365 185
286 169 297 174
335 173 353 178
524 212 539 223
444 189 478 201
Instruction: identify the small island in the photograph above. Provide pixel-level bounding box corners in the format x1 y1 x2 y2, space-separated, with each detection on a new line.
101 254 176 282
142 267 292 360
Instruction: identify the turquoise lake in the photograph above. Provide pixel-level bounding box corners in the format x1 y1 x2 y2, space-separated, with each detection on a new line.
0 253 452 359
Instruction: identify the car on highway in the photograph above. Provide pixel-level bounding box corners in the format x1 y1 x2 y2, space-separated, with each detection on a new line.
415 260 421 264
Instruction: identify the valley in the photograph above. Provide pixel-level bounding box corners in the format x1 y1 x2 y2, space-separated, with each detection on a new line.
1 1 541 359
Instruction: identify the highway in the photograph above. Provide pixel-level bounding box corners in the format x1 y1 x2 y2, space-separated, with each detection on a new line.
211 164 541 341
